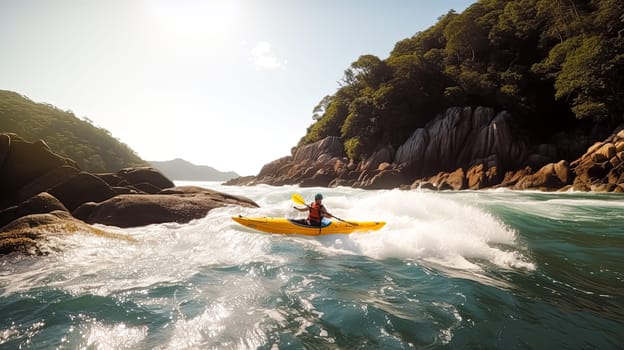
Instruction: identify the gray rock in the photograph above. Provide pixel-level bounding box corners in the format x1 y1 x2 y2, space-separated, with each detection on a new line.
83 186 259 228
292 136 344 162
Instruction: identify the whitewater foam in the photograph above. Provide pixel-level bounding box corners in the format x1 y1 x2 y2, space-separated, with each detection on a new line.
294 189 535 271
0 184 537 302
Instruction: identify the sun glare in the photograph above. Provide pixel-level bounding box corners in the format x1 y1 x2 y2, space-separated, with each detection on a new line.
148 0 240 38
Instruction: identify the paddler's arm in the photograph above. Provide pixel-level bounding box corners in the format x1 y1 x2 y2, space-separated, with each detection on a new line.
321 206 334 219
293 206 308 212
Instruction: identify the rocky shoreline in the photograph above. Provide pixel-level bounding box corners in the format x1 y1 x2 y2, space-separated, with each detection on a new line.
226 107 624 193
4 105 622 254
0 133 258 255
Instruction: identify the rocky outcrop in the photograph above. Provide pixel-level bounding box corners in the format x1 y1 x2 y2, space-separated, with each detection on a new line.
228 107 623 192
396 107 530 178
226 136 351 187
78 187 258 228
48 172 117 211
0 133 262 255
0 210 134 255
513 160 573 191
16 165 80 203
570 126 624 192
228 107 546 190
0 134 176 213
0 133 78 208
293 136 344 162
0 192 68 228
115 167 175 189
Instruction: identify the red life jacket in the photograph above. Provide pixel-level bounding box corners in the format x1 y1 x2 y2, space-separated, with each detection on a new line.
308 202 324 222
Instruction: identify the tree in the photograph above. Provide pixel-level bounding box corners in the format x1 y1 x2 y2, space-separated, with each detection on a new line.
312 95 333 121
444 6 489 63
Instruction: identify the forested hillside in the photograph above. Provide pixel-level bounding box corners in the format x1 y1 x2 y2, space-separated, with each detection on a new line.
300 0 624 161
0 90 145 172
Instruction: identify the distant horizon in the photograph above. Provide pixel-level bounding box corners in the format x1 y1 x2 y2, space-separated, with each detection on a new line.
149 157 241 176
1 0 474 175
148 157 242 181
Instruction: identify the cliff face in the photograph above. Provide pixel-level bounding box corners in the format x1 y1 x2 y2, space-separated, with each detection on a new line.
395 107 530 176
226 107 624 192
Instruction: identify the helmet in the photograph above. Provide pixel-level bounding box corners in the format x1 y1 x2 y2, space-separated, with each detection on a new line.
314 193 323 200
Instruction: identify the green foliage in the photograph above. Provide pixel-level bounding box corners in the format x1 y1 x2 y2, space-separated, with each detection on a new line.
0 90 146 172
298 0 624 160
298 93 350 146
554 35 610 118
343 137 363 160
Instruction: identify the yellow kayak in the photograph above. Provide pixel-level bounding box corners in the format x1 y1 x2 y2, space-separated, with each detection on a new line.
231 216 385 236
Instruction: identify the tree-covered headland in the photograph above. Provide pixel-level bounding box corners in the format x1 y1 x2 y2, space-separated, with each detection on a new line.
300 0 623 162
0 90 145 172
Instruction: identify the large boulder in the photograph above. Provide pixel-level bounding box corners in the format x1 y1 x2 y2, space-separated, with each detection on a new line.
292 136 345 162
498 167 532 188
514 160 572 191
95 173 124 187
116 167 175 190
465 160 502 190
240 137 348 186
571 125 624 192
361 169 410 189
256 156 293 178
80 186 259 228
0 210 133 255
0 134 10 167
0 192 68 228
300 170 336 188
48 172 116 211
439 168 467 191
16 165 80 203
0 133 78 209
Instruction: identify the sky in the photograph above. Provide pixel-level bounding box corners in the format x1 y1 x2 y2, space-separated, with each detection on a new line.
0 0 474 176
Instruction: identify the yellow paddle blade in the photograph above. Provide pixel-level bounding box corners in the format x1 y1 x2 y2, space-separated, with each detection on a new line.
292 193 306 205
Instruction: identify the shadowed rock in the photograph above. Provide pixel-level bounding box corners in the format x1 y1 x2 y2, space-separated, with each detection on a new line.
361 169 410 189
80 186 259 228
116 167 175 190
16 165 80 203
396 107 529 178
0 133 78 209
48 172 116 211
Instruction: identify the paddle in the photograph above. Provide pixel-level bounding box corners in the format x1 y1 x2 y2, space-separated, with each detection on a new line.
291 193 358 226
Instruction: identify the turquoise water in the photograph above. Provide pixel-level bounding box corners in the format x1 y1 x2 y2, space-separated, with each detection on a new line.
1 183 623 349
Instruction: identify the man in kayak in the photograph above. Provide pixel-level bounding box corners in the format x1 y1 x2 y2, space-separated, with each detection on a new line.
294 193 334 226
